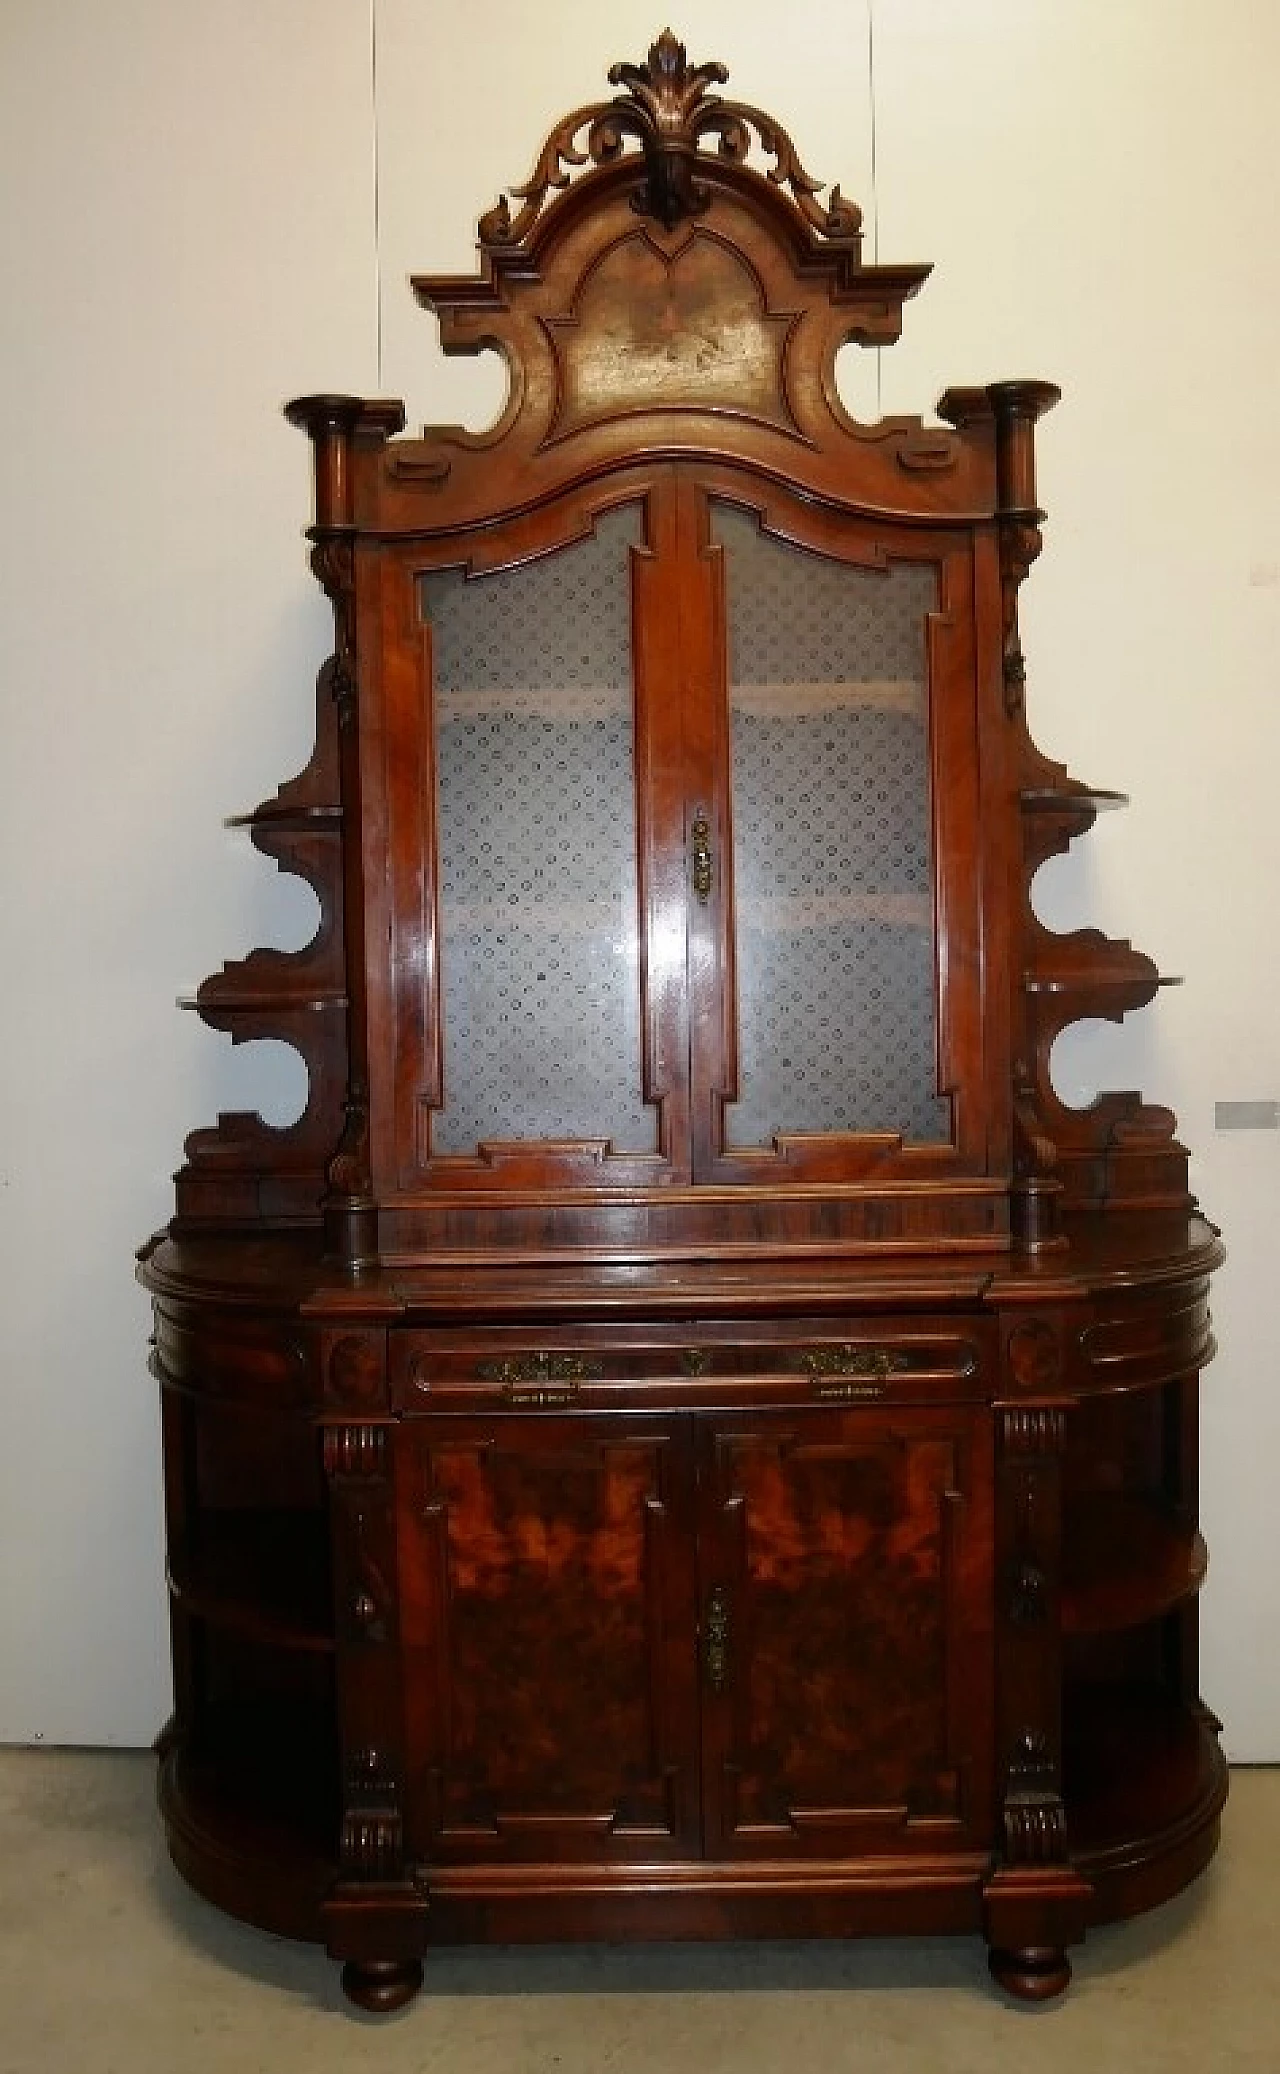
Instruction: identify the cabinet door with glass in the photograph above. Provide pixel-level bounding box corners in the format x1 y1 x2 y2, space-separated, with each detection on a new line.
382 481 691 1191
677 476 993 1188
381 471 997 1199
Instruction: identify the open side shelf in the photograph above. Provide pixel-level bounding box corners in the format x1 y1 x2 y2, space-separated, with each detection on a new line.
1062 1493 1207 1637
159 1703 339 1941
1064 1685 1227 1922
168 1508 333 1653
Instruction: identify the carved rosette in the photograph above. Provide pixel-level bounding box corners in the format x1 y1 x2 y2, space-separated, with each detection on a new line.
478 29 863 249
1007 1320 1063 1393
325 1333 387 1410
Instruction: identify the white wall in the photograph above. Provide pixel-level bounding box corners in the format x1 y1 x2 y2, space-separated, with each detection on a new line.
2 1 1276 1754
0 0 377 1743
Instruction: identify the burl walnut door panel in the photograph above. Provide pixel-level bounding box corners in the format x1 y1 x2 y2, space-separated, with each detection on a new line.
697 1408 994 1859
397 1414 700 1863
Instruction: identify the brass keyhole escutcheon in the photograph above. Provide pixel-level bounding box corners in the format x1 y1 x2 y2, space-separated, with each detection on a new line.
691 812 713 903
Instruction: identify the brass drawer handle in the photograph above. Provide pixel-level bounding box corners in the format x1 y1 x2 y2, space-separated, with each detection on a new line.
691 812 713 903
704 1587 730 1691
476 1352 602 1407
800 1345 910 1399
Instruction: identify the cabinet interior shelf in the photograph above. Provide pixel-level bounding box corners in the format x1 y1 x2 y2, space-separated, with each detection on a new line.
442 891 932 932
1062 1492 1207 1635
433 680 926 721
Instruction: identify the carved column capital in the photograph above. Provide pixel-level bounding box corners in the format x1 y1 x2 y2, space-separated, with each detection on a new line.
322 1420 391 1481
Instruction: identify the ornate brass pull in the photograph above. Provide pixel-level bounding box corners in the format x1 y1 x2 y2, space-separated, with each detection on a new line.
691 812 713 903
704 1587 730 1691
477 1351 602 1407
800 1345 910 1400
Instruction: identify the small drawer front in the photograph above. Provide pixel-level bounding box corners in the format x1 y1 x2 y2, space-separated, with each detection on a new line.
391 1319 992 1413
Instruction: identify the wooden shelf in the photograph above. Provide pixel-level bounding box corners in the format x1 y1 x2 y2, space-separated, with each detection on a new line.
732 679 925 717
1019 787 1128 816
1023 972 1180 997
168 1509 333 1653
180 986 347 1014
1062 1493 1206 1635
1063 1685 1226 1890
226 803 343 833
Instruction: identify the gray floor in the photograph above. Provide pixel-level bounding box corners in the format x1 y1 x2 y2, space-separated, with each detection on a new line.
1 1750 1276 2074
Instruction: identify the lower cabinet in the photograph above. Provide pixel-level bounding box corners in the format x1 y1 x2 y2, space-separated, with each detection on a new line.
394 1405 994 1872
148 1264 1226 2012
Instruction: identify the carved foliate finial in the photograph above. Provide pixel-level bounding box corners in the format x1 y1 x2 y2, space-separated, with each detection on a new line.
605 30 729 229
478 30 863 249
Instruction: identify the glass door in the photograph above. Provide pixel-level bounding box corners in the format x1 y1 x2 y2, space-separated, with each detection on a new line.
684 485 981 1185
408 490 690 1185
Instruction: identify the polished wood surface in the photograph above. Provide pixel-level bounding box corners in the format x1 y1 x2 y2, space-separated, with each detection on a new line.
141 32 1223 2012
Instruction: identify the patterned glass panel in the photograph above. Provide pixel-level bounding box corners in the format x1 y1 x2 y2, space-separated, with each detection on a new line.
422 507 656 1154
716 504 950 1146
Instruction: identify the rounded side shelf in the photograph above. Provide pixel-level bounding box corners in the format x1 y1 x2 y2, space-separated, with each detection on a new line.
166 1509 334 1655
1062 1494 1207 1636
158 1730 335 1944
1064 1688 1228 1925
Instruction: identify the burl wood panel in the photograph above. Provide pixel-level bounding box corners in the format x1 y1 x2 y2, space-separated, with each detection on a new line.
397 1415 700 1862
700 1408 993 1857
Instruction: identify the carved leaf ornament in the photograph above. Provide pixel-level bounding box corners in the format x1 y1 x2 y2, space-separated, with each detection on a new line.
478 28 863 248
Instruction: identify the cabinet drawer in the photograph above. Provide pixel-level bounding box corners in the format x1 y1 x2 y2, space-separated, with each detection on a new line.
391 1318 992 1412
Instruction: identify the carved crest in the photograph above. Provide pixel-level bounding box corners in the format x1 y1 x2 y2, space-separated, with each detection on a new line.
478 28 863 249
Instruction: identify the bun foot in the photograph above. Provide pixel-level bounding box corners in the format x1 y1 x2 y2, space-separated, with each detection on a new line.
987 1944 1072 2001
341 1956 424 2013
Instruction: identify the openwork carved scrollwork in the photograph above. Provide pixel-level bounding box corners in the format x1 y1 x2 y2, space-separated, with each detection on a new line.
479 29 863 248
